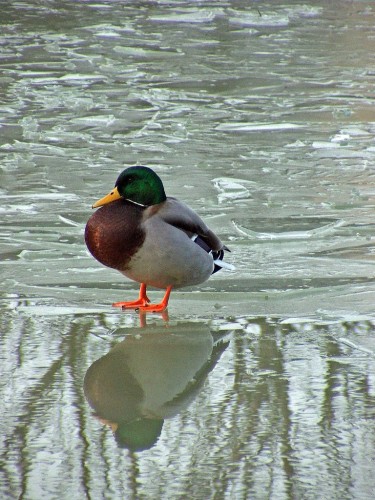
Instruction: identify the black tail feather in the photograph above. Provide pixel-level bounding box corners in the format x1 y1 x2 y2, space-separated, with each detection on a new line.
193 236 226 274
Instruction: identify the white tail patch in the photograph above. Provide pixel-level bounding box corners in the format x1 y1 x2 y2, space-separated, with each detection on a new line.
214 259 236 271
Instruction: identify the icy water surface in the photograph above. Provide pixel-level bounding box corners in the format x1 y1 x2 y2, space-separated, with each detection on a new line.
1 0 375 498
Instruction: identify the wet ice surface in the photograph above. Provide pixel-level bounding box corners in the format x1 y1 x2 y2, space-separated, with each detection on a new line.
1 1 375 498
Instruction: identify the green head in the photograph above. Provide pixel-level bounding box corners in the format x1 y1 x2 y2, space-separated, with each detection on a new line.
115 166 167 206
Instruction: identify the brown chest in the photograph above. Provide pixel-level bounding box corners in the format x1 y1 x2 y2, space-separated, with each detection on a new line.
85 200 145 271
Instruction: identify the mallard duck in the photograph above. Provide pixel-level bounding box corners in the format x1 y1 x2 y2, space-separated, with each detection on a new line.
85 166 233 312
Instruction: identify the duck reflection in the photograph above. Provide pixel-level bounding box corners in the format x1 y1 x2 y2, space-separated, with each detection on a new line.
84 322 229 451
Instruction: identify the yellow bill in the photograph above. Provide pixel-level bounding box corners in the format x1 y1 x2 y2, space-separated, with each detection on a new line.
92 186 121 208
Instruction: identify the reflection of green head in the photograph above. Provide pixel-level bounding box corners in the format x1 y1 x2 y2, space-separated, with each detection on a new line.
115 418 164 451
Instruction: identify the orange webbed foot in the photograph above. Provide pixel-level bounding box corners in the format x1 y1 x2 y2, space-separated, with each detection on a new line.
136 285 173 313
112 284 173 313
137 302 167 313
112 297 150 309
112 283 150 309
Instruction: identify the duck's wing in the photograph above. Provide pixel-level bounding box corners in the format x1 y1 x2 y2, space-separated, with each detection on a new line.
153 197 225 252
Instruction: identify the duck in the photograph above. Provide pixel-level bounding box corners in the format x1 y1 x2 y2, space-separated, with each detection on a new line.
85 166 234 312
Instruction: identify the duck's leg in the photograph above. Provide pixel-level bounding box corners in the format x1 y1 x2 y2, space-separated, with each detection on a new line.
138 285 173 313
112 283 150 308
